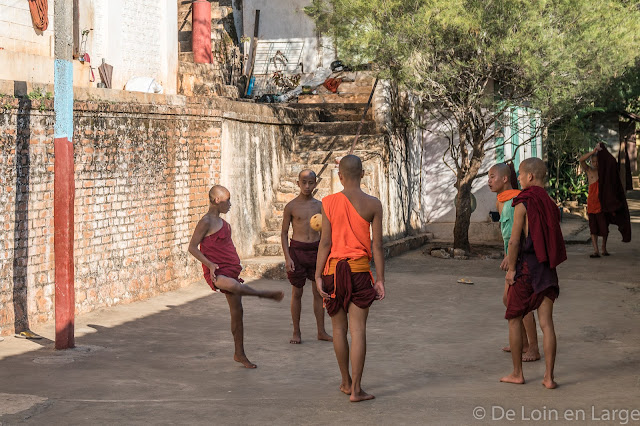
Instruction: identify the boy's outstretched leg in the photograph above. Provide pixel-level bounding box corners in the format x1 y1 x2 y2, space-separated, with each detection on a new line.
537 297 557 389
501 316 525 384
216 275 284 301
290 286 303 344
331 309 352 395
311 283 332 342
224 292 256 368
348 304 375 402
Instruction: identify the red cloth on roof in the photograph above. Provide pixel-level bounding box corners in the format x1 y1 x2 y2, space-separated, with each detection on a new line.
512 186 566 269
596 142 631 242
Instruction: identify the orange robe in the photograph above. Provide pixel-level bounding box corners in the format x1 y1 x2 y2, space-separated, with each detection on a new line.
321 193 376 316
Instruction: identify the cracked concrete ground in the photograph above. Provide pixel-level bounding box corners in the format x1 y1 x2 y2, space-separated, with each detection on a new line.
0 191 638 425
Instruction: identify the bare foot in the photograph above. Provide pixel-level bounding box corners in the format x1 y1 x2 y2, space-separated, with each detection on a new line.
522 349 541 362
290 332 301 344
339 383 352 395
267 291 284 302
500 373 525 384
317 331 333 342
234 354 257 369
502 344 529 353
350 389 375 402
542 377 557 389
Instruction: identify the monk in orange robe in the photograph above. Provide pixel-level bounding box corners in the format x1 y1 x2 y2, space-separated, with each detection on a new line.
315 155 386 402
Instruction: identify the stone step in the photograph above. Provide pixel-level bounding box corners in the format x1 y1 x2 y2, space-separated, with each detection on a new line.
298 93 371 104
295 134 386 154
287 102 369 110
336 81 375 95
260 230 285 244
179 61 223 75
243 232 432 280
255 243 284 257
242 256 286 280
267 217 282 230
302 121 378 135
276 191 297 203
179 52 195 63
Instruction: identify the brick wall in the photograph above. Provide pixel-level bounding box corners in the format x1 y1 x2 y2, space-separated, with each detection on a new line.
0 94 222 335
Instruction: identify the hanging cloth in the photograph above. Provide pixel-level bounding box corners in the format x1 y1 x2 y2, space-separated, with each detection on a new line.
28 0 49 31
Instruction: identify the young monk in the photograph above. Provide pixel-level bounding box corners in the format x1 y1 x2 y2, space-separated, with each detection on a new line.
488 163 540 362
579 145 609 257
188 185 284 369
501 158 566 389
281 169 332 344
315 155 386 402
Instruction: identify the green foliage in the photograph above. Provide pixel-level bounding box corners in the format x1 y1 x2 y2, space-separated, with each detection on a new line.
309 0 640 122
27 88 52 100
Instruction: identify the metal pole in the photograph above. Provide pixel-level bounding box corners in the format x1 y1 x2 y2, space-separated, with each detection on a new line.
54 0 75 349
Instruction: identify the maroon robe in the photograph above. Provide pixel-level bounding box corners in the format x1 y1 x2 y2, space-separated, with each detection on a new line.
597 142 632 242
512 186 567 269
199 220 243 293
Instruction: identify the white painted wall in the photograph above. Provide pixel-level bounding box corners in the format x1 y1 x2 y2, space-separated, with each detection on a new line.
241 0 336 72
0 0 54 56
0 0 178 94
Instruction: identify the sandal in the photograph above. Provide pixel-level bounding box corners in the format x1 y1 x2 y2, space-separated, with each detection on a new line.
590 254 600 258
15 331 43 339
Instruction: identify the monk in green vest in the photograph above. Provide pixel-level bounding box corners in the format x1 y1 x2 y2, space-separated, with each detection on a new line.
488 163 540 362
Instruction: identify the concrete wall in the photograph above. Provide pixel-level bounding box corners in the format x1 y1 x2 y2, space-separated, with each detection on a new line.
0 0 179 93
219 103 301 257
240 0 336 71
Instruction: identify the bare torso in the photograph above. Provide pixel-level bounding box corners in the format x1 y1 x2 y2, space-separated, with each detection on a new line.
340 189 378 223
288 196 322 242
585 165 598 186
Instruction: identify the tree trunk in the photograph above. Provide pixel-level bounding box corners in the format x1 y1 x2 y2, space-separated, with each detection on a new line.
453 181 472 252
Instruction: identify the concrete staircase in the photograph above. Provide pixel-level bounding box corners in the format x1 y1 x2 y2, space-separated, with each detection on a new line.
242 74 384 278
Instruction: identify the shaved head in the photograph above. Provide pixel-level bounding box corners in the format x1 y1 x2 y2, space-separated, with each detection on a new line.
209 185 230 203
490 163 511 179
519 158 547 181
339 155 363 180
298 169 317 181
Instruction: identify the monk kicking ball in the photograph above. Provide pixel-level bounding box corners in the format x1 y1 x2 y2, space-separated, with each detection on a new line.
316 155 386 402
281 170 332 344
188 185 284 368
501 158 566 389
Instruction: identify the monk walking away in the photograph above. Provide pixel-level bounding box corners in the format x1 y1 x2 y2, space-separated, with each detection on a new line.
488 163 540 363
281 169 332 344
315 155 386 402
188 185 284 369
580 142 632 254
579 145 609 257
501 158 566 389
